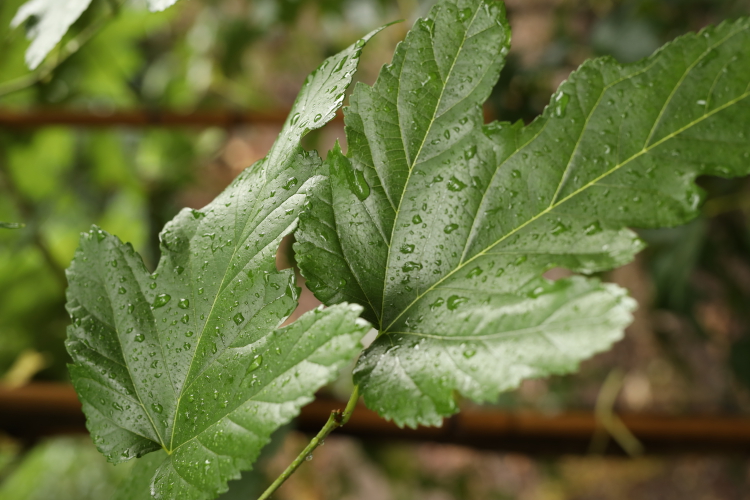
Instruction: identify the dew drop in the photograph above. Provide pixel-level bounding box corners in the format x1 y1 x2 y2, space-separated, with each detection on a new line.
529 286 546 298
246 355 263 374
153 294 171 308
344 167 370 201
467 267 483 278
178 298 190 309
447 176 467 192
447 295 468 310
584 221 603 235
555 92 570 118
463 349 476 359
402 261 423 272
233 313 245 325
151 403 163 414
400 243 415 254
458 7 472 21
282 177 299 190
444 223 459 234
551 221 569 235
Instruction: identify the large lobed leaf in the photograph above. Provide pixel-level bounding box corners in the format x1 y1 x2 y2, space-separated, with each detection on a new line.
296 0 750 427
65 31 381 500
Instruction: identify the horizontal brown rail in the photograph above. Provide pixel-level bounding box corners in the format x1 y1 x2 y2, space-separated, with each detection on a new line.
0 109 291 128
1 383 749 455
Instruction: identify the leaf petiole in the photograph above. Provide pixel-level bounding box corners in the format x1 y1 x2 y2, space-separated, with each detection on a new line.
257 385 360 500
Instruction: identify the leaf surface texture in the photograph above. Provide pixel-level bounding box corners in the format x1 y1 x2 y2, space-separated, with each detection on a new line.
296 0 750 426
65 32 381 500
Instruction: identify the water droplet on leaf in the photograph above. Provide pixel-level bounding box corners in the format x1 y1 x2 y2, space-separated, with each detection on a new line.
246 355 263 374
153 294 171 308
447 295 468 310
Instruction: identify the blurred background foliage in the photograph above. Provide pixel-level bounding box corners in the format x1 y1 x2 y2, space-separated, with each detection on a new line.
1 0 750 498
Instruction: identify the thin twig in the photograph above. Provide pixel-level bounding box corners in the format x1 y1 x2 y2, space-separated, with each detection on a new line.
257 385 360 500
589 369 644 456
0 157 67 288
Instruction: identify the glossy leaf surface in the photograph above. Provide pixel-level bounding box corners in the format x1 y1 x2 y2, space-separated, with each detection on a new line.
65 32 380 500
296 0 750 427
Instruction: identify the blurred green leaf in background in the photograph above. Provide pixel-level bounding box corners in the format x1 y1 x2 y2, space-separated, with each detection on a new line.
2 0 750 498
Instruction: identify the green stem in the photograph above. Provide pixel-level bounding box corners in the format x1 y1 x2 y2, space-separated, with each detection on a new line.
0 156 66 288
257 385 360 500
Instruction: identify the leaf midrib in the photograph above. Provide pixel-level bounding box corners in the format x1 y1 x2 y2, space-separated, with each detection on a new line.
383 40 750 334
163 318 334 457
379 5 484 324
167 184 294 451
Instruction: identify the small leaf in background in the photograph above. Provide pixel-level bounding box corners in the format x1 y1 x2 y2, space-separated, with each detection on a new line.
66 29 384 500
11 0 94 69
147 0 180 13
0 437 133 500
0 221 24 229
296 0 750 427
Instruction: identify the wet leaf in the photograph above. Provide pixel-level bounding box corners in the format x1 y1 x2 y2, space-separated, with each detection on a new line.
295 0 750 427
66 31 382 500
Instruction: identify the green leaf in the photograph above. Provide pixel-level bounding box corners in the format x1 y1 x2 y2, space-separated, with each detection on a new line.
65 30 382 500
296 0 750 427
0 436 134 500
0 221 24 229
147 0 179 13
11 0 94 69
